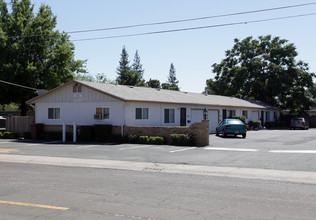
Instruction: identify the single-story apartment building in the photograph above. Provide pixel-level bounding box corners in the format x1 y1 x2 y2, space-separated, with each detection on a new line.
26 80 280 134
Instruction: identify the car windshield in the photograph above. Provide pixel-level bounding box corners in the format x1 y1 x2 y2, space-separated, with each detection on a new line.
227 119 243 124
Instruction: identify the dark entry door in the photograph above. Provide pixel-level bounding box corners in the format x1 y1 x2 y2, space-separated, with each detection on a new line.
180 108 186 126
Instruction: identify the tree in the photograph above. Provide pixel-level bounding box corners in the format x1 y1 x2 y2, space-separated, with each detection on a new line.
0 0 86 115
116 46 144 86
162 63 179 91
146 78 161 88
207 35 315 115
310 83 316 99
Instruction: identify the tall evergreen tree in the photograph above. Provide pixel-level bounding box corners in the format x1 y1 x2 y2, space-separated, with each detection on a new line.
116 46 143 86
146 78 161 88
162 63 179 91
132 50 144 81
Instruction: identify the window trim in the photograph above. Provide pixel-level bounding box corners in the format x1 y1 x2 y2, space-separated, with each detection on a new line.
136 108 149 120
48 108 60 119
96 107 110 120
164 108 175 124
242 110 248 118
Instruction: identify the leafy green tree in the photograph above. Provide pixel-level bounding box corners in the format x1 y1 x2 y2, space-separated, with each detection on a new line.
310 83 316 99
207 35 315 115
162 63 179 91
146 78 161 88
0 0 86 115
116 46 144 86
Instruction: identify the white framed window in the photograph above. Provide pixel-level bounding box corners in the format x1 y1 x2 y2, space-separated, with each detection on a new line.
48 108 60 119
96 107 110 119
242 110 248 118
136 108 149 120
164 109 175 123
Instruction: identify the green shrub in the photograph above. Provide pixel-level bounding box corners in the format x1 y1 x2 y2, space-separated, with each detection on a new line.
0 132 18 139
78 126 94 141
170 134 195 146
230 115 247 124
248 121 261 129
148 136 165 145
93 124 112 142
138 136 165 145
139 136 149 144
128 135 139 144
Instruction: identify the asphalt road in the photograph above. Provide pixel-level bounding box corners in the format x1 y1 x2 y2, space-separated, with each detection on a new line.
1 129 316 171
0 129 316 219
1 162 316 220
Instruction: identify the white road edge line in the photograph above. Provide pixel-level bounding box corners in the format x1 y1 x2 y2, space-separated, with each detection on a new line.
270 150 316 154
119 145 152 150
26 141 60 146
205 147 259 152
169 147 197 153
78 145 98 149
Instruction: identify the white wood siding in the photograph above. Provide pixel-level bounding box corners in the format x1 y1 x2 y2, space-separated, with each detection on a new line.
36 84 119 103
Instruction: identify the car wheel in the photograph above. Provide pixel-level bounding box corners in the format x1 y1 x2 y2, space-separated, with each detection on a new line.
223 131 227 138
242 134 246 139
216 130 219 136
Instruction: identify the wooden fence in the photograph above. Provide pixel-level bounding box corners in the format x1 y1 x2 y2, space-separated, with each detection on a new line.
5 116 35 136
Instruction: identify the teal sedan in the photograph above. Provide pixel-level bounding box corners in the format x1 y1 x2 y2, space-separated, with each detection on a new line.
216 119 247 138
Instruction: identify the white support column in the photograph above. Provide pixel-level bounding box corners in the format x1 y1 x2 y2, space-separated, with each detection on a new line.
62 123 66 143
73 123 76 143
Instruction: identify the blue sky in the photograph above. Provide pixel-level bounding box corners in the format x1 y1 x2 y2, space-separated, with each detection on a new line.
29 0 316 93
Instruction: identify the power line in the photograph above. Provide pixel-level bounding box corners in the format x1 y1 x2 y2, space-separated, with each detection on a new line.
67 2 316 34
2 2 316 40
71 12 316 42
0 79 39 91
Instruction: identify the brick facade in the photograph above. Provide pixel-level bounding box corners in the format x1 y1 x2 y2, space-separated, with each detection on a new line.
123 120 209 146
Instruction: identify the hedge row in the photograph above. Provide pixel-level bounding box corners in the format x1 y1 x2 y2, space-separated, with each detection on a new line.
128 134 195 146
0 132 18 139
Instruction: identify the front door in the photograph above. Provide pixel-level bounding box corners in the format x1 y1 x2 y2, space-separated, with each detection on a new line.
180 108 186 126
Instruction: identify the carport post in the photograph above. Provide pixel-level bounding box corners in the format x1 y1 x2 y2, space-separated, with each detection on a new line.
62 123 66 143
73 123 77 143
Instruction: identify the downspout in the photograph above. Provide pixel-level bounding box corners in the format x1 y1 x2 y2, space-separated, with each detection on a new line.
121 102 126 136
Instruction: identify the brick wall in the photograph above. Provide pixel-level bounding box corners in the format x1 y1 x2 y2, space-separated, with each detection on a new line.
123 120 209 146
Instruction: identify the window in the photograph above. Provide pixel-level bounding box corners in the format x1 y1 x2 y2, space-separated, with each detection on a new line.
136 108 149 120
242 110 248 118
228 110 236 118
73 84 82 92
164 109 175 123
48 108 60 119
96 107 110 119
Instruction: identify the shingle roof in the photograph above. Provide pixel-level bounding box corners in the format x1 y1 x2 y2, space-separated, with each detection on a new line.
77 80 277 109
27 80 278 110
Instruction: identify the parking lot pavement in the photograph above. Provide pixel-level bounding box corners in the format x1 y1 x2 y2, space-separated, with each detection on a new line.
0 129 316 171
